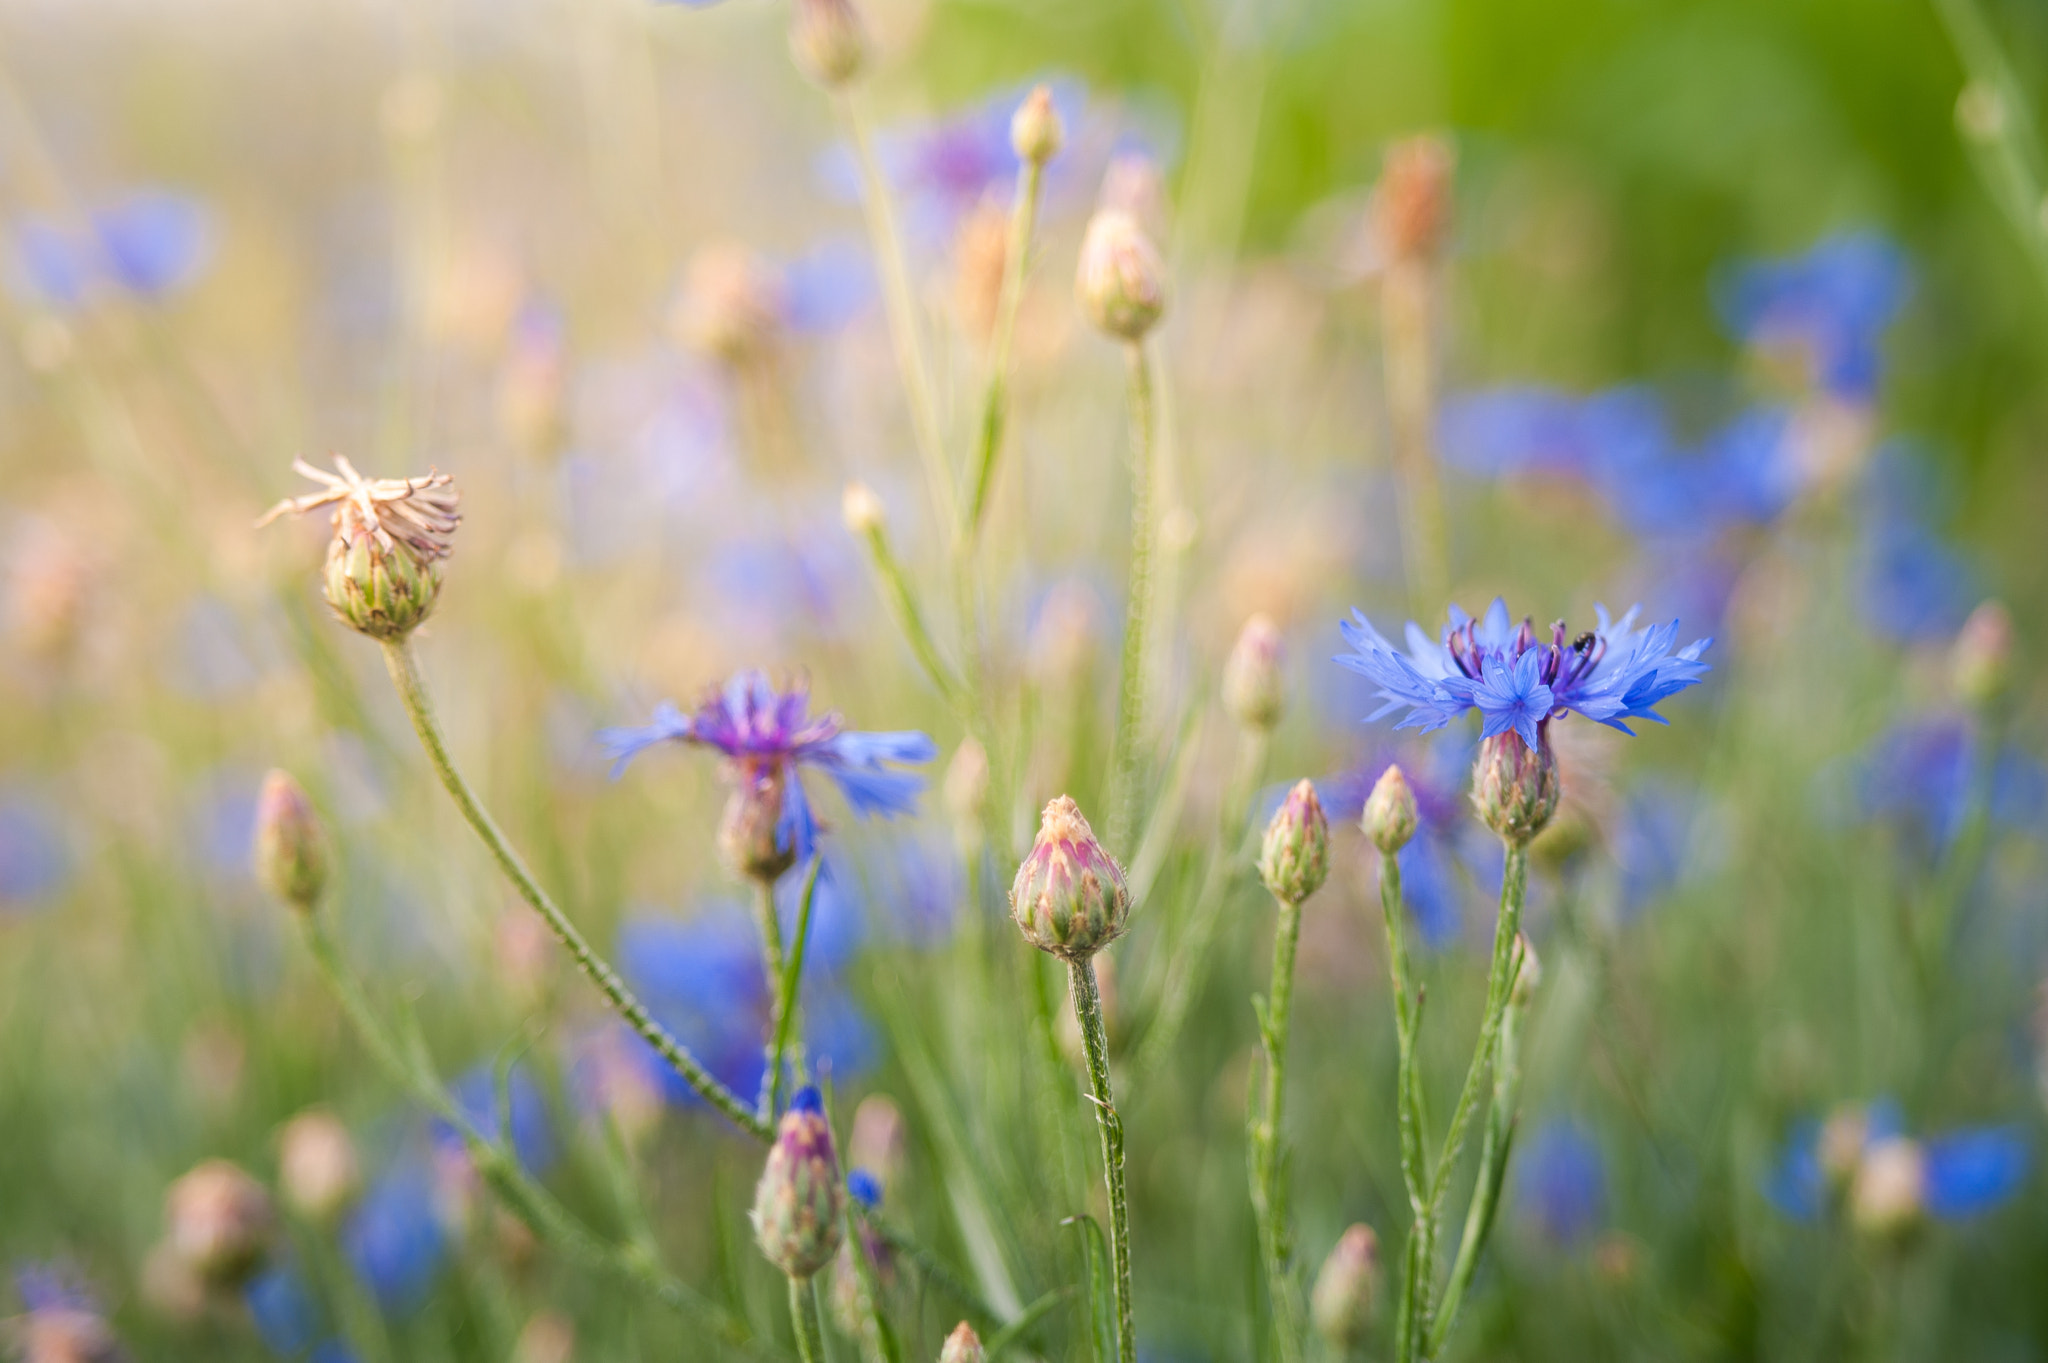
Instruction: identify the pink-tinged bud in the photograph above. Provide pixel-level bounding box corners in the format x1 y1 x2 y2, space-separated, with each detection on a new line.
1509 932 1541 1007
1850 1136 1926 1239
1222 613 1285 731
1376 135 1455 264
164 1160 277 1289
1075 210 1166 342
1259 780 1330 906
253 770 330 911
278 1108 360 1224
720 763 798 886
1952 600 2015 711
1010 85 1064 167
848 1095 907 1195
1362 765 1418 854
788 0 867 88
1472 731 1559 847
1309 1223 1380 1348
1010 796 1130 960
939 1321 987 1363
752 1087 847 1279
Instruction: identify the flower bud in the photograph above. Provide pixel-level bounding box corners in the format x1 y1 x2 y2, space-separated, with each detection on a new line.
1509 932 1541 1007
1221 613 1284 731
842 481 886 537
1075 210 1166 342
1309 1223 1380 1349
848 1095 907 1195
1952 600 2015 712
1010 796 1130 960
1258 780 1330 906
720 763 798 886
752 1087 847 1279
253 770 330 911
164 1160 277 1289
1850 1136 1926 1239
1472 731 1559 847
939 1322 986 1363
1010 85 1063 167
788 0 867 88
278 1108 360 1224
1376 134 1454 265
1362 765 1418 854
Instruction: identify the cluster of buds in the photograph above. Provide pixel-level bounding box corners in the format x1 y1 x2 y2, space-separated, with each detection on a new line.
1473 731 1560 847
1009 796 1131 961
1309 1223 1381 1349
163 1160 277 1290
788 0 866 88
1222 613 1284 732
257 456 461 642
1076 209 1167 343
253 770 330 912
751 1087 847 1279
1362 764 1418 855
1258 779 1330 907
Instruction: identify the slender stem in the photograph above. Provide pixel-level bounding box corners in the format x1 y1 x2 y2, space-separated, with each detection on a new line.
1108 339 1158 855
788 1275 827 1363
839 92 955 531
1931 0 2048 305
765 858 824 1119
1380 259 1449 613
1378 851 1429 1363
965 159 1046 541
1069 957 1136 1363
1428 976 1526 1356
1252 895 1305 1363
854 517 966 708
752 875 787 1107
378 637 771 1142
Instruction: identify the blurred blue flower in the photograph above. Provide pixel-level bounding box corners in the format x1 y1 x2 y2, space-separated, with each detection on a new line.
193 768 262 881
847 1168 882 1208
1715 231 1910 403
0 790 69 910
858 830 961 943
706 525 865 640
1516 1118 1606 1245
343 1152 448 1316
245 1264 322 1357
1923 1127 2032 1217
1767 1102 2028 1223
779 237 875 334
173 595 269 697
7 189 214 308
1337 598 1712 745
14 1262 97 1314
1853 442 1976 642
1856 716 2046 855
1612 782 1695 919
442 1062 555 1174
602 672 936 864
310 1343 362 1363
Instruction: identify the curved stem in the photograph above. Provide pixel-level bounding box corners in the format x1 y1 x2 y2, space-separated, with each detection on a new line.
1069 957 1136 1363
1108 339 1158 853
1252 895 1305 1363
1378 851 1429 1363
379 637 770 1143
765 858 824 1120
1428 980 1525 1356
965 158 1046 541
788 1275 827 1363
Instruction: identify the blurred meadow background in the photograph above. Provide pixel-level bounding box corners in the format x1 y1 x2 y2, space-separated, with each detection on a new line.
5 0 2048 1358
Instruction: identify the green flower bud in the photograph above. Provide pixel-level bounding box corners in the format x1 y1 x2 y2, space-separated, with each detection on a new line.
1309 1223 1380 1349
1472 731 1559 847
1222 613 1284 732
939 1322 986 1363
1952 599 2015 712
1010 795 1129 961
788 0 866 89
165 1160 277 1289
752 1088 846 1280
1362 764 1418 854
1258 779 1330 906
253 770 330 911
1076 210 1166 342
1009 85 1063 167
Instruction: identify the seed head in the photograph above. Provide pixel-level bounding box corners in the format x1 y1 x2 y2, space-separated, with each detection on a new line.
252 770 331 912
752 1087 847 1279
1473 730 1560 847
1258 779 1330 906
1076 209 1166 342
1222 613 1285 732
258 456 460 641
1010 85 1064 167
1362 764 1419 854
1010 795 1130 960
1309 1224 1380 1348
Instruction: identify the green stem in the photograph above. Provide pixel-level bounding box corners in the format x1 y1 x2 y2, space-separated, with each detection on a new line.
854 517 966 708
1378 851 1429 1363
1108 340 1158 854
1070 957 1136 1363
965 158 1046 541
1931 0 2048 305
765 857 824 1119
789 1275 827 1363
1252 895 1305 1363
752 874 787 1110
379 637 771 1142
839 92 954 531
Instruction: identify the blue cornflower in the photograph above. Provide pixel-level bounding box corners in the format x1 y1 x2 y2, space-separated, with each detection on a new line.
1336 598 1712 750
1612 781 1699 920
1516 1118 1606 1246
7 189 214 309
846 1168 883 1208
441 1062 555 1174
1767 1101 2029 1226
602 671 935 866
245 1264 323 1357
342 1151 448 1316
1856 716 2046 856
1715 230 1909 403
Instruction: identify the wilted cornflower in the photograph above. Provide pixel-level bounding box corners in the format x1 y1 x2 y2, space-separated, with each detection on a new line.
1714 230 1909 405
7 189 213 309
1767 1101 2030 1230
1515 1117 1607 1247
602 671 935 877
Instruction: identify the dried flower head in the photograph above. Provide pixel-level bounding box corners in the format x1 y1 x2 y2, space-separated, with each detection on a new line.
257 456 460 641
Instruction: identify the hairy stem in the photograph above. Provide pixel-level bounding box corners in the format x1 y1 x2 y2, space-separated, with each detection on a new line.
853 515 967 708
1378 851 1430 1363
1252 895 1305 1363
764 858 824 1119
379 637 770 1142
1108 339 1159 855
1070 957 1136 1363
788 1275 827 1363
